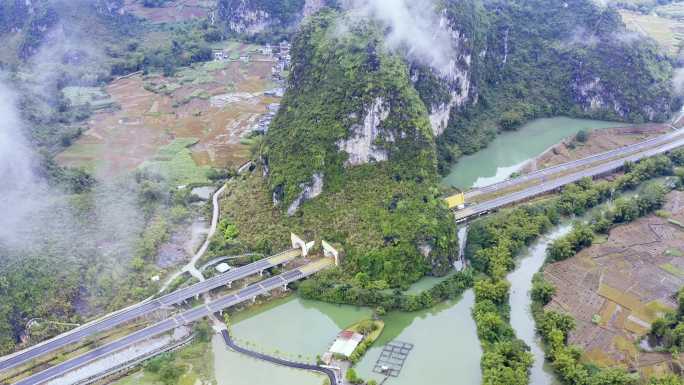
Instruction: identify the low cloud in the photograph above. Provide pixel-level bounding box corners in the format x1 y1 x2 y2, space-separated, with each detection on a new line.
0 13 142 262
0 78 47 249
563 27 600 48
613 30 643 45
673 68 684 96
340 0 456 74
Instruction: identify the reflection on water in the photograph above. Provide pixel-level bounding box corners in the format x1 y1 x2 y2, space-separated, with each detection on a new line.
213 292 482 385
229 296 372 357
354 291 482 385
508 225 571 385
212 334 325 385
212 297 369 385
442 117 622 190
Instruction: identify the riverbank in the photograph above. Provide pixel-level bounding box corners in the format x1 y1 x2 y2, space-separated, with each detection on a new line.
443 117 624 190
508 224 571 385
542 190 684 376
522 124 668 173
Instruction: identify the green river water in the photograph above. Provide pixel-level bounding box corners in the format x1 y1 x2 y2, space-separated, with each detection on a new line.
508 225 571 385
442 117 622 190
213 117 624 385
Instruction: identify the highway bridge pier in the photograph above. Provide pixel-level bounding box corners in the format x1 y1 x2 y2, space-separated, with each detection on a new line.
6 239 337 385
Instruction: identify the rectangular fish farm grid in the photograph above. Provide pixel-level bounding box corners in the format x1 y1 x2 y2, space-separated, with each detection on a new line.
372 341 414 377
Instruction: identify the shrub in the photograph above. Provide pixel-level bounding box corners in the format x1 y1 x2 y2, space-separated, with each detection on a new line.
531 273 555 305
345 368 361 384
575 129 589 143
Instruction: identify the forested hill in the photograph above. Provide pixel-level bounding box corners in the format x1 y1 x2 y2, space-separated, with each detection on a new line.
429 0 678 173
217 0 337 40
253 0 679 286
0 0 134 62
262 10 460 286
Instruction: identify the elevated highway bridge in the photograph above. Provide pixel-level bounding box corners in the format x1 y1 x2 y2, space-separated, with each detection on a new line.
0 249 301 374
10 259 334 385
447 129 684 222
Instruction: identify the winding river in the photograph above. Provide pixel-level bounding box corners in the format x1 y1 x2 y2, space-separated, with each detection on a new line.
508 225 571 385
213 117 622 385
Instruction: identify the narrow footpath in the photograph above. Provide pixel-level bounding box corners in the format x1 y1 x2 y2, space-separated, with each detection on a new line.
160 183 227 292
220 329 338 385
183 184 231 328
185 183 228 281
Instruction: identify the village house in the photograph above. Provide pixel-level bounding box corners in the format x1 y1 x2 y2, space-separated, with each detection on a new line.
212 49 228 61
328 330 364 358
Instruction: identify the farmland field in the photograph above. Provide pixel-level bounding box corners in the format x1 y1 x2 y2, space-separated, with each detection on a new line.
544 190 684 376
655 1 684 20
619 9 684 56
56 42 280 184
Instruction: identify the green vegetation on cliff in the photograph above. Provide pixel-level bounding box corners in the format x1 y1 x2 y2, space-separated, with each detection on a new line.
0 169 203 355
431 0 677 173
213 11 459 288
266 13 436 204
218 0 306 28
265 12 458 284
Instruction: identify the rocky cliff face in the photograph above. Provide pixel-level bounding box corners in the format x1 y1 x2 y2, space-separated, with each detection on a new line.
572 77 670 122
218 0 272 34
573 76 631 117
423 12 475 137
263 11 458 281
569 40 673 122
286 172 323 215
336 97 391 166
217 0 330 34
409 1 486 138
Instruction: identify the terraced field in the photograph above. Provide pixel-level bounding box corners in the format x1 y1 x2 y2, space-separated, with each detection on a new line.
56 42 280 184
655 2 684 19
619 9 684 56
544 190 684 377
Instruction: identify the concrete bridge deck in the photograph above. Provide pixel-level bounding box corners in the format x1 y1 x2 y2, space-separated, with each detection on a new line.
0 249 301 374
462 127 684 201
12 259 333 385
453 134 684 222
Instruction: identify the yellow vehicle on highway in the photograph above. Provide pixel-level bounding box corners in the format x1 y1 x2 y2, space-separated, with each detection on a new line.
445 192 466 210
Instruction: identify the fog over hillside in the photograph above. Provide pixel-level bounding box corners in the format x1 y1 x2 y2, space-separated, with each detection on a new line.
0 76 142 262
341 0 455 74
0 79 48 250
